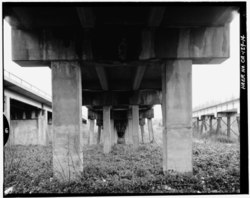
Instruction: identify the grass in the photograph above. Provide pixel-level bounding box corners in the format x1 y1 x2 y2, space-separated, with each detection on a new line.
4 139 240 194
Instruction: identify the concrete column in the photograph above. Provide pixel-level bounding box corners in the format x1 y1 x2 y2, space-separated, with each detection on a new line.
38 109 48 146
31 111 36 119
22 112 26 120
161 60 192 174
139 118 145 144
88 119 95 145
125 116 133 144
114 123 118 144
110 119 116 146
125 110 133 144
209 117 213 132
51 61 82 181
227 115 231 138
132 105 139 148
140 125 145 143
147 118 154 143
196 118 200 133
96 113 103 144
216 117 222 134
97 125 102 144
148 119 151 142
201 117 207 133
103 106 111 153
237 116 240 142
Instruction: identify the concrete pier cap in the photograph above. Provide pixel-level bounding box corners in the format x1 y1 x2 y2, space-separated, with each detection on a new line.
4 3 237 180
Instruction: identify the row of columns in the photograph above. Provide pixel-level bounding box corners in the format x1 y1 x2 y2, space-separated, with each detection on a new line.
51 60 193 181
87 106 154 147
193 113 240 138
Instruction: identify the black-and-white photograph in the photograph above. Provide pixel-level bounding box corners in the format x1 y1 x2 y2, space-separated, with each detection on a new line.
2 0 248 196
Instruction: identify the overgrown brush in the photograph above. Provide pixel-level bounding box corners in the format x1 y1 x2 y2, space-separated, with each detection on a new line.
4 141 240 194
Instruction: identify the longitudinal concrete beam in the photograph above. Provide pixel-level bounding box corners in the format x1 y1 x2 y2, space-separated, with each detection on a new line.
95 66 109 90
132 66 147 90
148 7 165 27
11 26 229 65
82 90 162 106
76 7 95 28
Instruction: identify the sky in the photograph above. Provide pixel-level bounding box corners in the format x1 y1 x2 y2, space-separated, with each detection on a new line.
3 12 240 119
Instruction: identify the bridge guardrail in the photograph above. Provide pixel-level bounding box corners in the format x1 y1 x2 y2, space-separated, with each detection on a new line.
4 69 52 101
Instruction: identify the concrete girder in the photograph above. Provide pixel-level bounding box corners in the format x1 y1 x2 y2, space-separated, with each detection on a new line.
76 7 95 28
148 7 166 27
95 66 109 90
4 89 52 112
132 65 147 90
11 26 229 65
82 90 161 106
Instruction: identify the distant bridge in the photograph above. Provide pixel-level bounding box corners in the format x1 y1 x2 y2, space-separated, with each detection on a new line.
193 98 240 119
3 69 52 146
192 98 240 138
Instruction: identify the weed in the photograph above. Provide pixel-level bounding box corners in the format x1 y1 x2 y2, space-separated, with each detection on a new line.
4 140 240 194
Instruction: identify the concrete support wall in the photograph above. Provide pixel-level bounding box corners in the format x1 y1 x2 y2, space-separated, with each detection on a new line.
132 105 139 148
103 106 111 153
161 60 192 174
88 119 95 145
8 109 48 146
52 61 83 181
12 119 38 145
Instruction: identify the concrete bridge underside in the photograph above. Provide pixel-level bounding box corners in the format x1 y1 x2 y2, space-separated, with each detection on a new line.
4 3 237 181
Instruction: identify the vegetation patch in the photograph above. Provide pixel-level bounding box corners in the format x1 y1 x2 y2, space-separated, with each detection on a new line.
4 141 240 194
